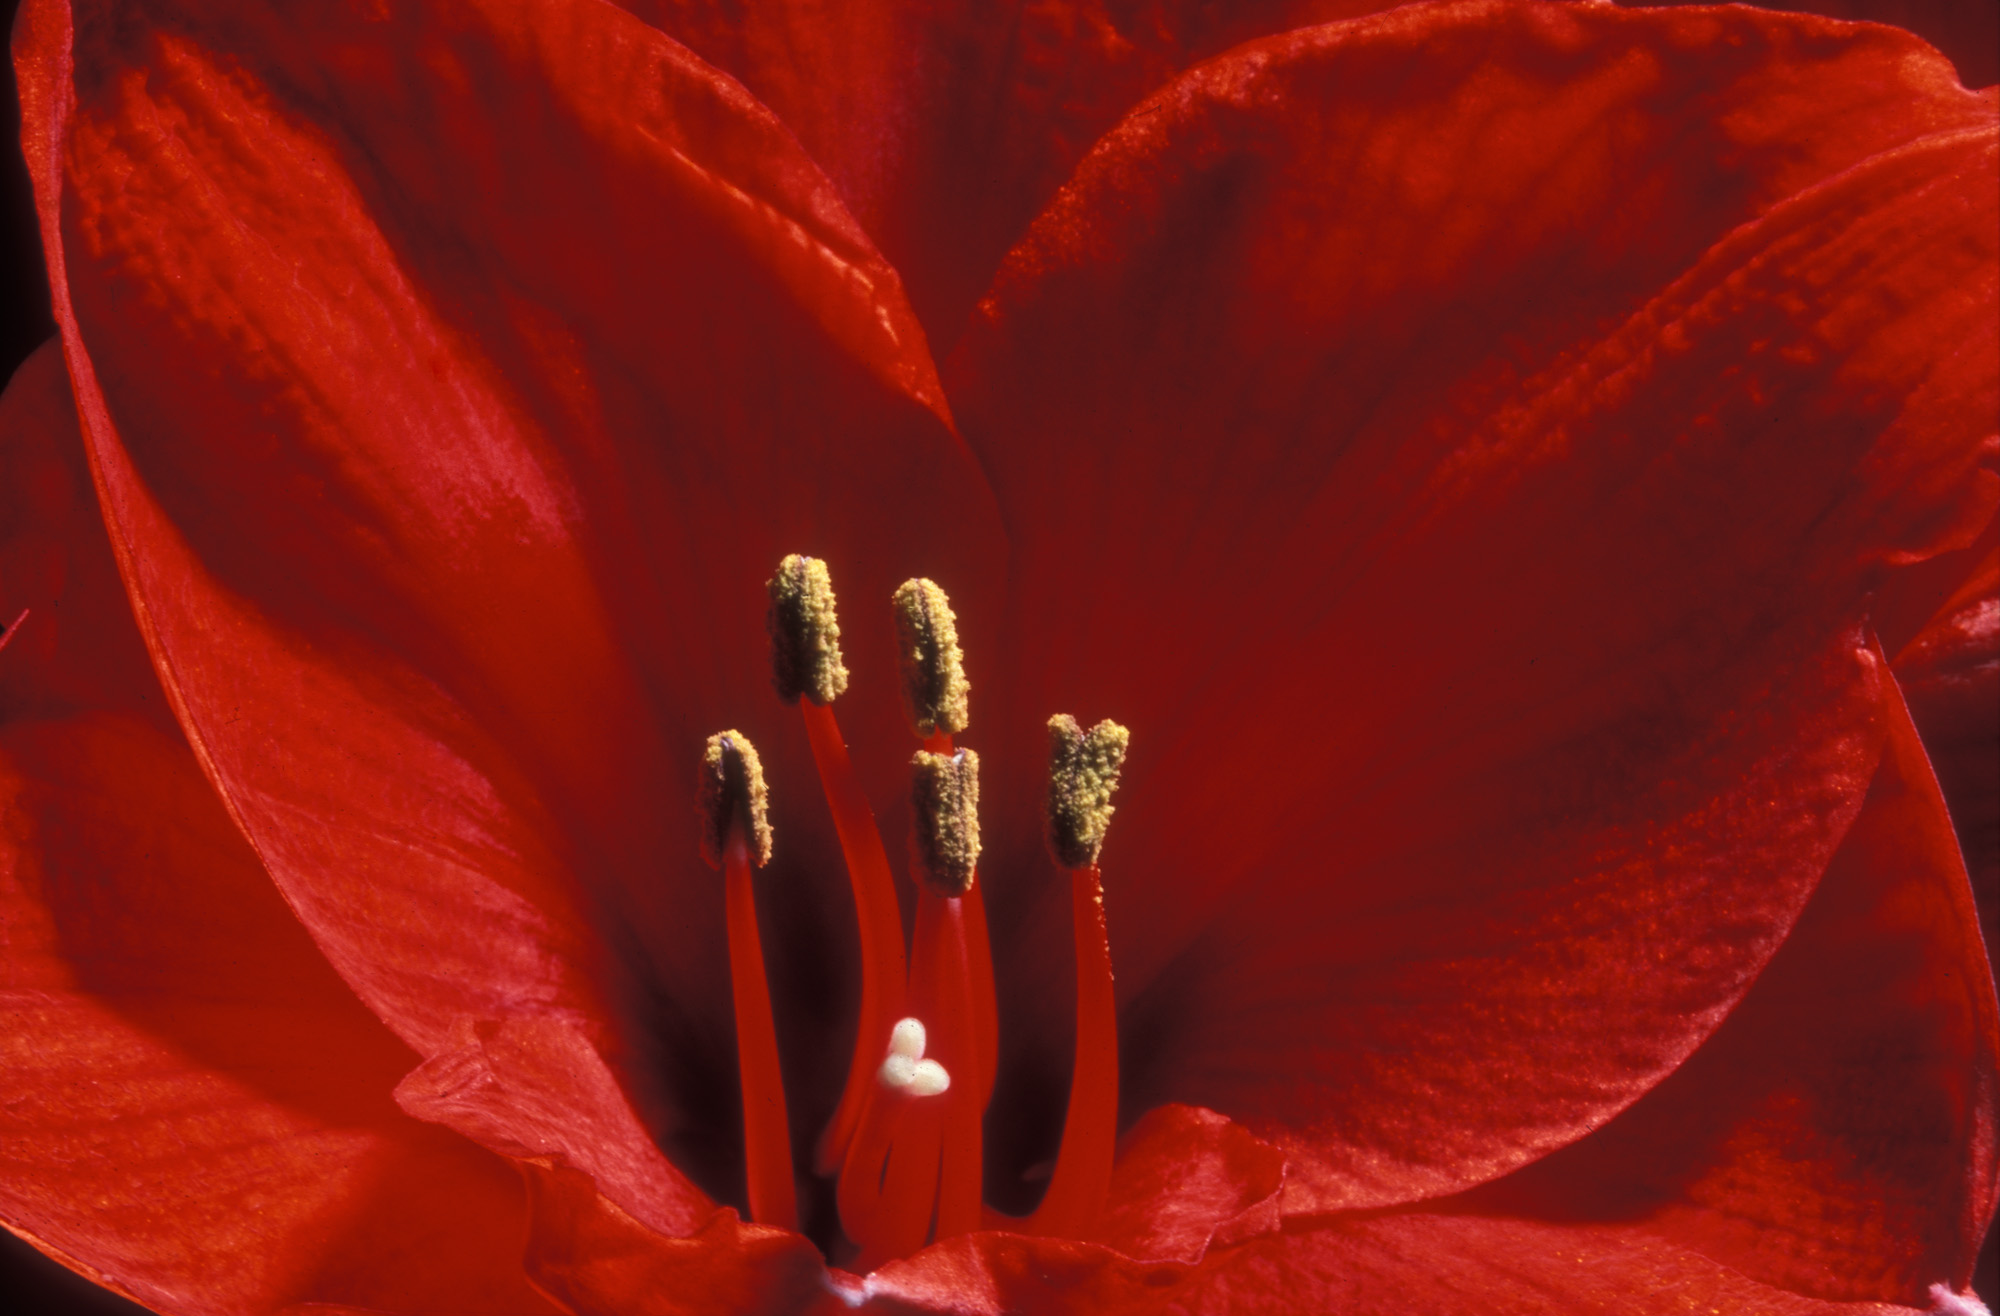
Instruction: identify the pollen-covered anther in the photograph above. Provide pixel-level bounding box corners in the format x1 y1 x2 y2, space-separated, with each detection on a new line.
892 577 970 737
1046 715 1131 869
767 554 849 705
910 749 980 896
697 730 773 868
877 1017 951 1096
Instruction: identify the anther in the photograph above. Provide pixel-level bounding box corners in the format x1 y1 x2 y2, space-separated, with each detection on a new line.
698 731 772 869
891 578 970 738
1046 716 1130 869
767 554 849 705
909 749 980 896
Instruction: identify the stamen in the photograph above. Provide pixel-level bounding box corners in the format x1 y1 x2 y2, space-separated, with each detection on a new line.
909 749 980 897
1029 717 1130 1239
891 578 969 739
698 731 796 1231
766 555 907 1175
917 727 997 1104
767 554 849 705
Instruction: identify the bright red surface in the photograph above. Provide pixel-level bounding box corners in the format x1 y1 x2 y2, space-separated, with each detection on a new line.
3 0 1995 1311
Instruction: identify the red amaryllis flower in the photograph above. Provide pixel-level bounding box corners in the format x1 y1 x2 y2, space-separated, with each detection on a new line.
3 0 1996 1312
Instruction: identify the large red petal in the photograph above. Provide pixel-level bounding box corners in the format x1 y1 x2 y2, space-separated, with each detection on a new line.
1628 0 1998 90
616 0 1409 350
16 0 1002 1221
950 0 1997 1209
1160 1214 1956 1316
0 342 554 1315
1892 543 1999 962
1466 658 1999 1304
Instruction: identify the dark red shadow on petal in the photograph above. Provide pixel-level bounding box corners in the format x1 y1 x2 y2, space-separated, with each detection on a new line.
19 0 1006 1235
1464 657 2000 1306
949 0 1995 1212
1629 0 1998 89
0 345 554 1314
618 0 1415 353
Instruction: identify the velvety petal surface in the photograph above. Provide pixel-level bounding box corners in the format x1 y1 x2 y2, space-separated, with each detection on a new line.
1158 1215 1953 1316
824 1105 1285 1315
949 0 1998 1211
17 0 1003 1225
1463 660 1998 1305
1892 541 2000 959
617 0 1407 350
1630 0 1999 90
0 341 554 1315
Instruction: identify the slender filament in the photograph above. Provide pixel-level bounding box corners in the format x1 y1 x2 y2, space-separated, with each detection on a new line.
0 607 28 659
1028 863 1118 1238
802 696 909 1174
913 891 984 1239
724 823 798 1231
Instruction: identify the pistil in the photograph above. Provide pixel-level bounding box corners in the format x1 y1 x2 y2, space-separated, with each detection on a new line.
837 1018 951 1268
697 731 797 1231
767 556 907 1173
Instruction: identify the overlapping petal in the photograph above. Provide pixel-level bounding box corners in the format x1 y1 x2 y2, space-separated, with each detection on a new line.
1463 661 1998 1305
1152 654 1997 1315
4 0 1993 1308
613 0 1409 349
949 0 1997 1210
15 0 1002 1227
0 341 555 1316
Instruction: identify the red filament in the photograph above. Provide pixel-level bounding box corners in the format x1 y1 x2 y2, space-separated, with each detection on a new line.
724 823 798 1231
1028 864 1118 1239
0 607 28 659
912 891 984 1240
802 696 909 1174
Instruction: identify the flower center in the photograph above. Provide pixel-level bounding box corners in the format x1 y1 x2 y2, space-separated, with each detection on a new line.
696 556 1130 1268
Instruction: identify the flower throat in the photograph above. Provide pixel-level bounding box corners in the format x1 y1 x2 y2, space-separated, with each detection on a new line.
696 555 1129 1269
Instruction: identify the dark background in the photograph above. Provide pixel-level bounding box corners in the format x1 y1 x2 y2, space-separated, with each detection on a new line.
0 0 1992 1311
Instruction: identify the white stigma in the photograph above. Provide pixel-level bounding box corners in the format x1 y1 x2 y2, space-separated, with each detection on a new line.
877 1015 951 1097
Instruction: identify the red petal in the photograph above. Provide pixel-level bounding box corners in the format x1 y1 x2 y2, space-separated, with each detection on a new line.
617 0 1411 349
1467 657 1999 1304
519 1163 827 1316
1893 542 2000 965
0 343 553 1315
16 0 1001 1217
1091 1105 1285 1264
1163 1214 1954 1315
951 0 1997 1209
1628 0 1998 90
